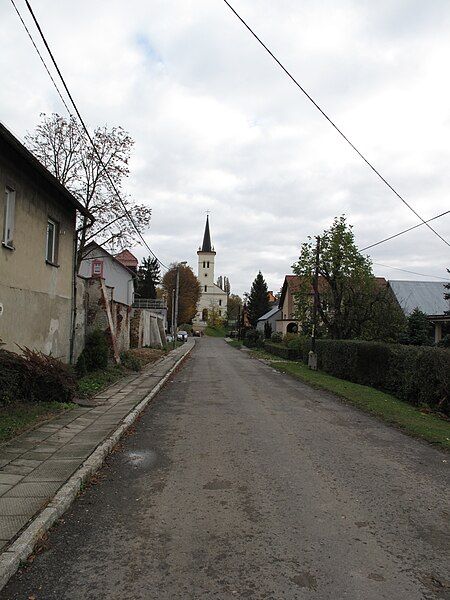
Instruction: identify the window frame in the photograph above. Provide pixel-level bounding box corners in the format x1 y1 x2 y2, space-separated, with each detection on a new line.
45 217 59 266
2 186 16 250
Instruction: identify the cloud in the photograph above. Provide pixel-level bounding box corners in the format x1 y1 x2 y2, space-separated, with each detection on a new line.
1 0 449 295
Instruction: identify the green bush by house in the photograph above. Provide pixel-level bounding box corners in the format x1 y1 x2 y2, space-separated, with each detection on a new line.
76 330 109 375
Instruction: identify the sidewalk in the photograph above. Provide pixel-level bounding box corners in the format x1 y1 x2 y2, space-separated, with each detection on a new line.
0 340 194 555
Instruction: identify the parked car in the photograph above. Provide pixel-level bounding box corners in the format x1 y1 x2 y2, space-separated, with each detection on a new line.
177 331 188 342
193 330 202 337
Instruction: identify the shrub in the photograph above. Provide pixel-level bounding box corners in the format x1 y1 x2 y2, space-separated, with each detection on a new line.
283 333 298 347
0 347 76 405
243 329 264 348
312 340 450 415
120 351 141 372
263 341 294 359
77 330 109 374
271 332 283 344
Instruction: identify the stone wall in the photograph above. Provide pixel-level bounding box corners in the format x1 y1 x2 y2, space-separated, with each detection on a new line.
130 308 165 349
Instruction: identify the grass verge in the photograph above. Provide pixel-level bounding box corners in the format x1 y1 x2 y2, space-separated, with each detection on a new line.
0 402 74 444
226 339 242 349
77 365 128 399
245 349 450 450
205 326 228 337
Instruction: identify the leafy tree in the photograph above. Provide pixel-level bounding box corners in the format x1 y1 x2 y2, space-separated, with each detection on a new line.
162 263 201 327
292 216 404 340
137 256 160 300
226 293 242 323
406 308 433 346
25 113 151 268
207 303 223 329
247 271 270 327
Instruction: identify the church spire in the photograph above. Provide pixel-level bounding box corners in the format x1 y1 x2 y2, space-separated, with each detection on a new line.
201 215 213 252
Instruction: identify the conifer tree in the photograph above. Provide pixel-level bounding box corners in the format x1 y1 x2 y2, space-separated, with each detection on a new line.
247 271 270 327
137 256 160 299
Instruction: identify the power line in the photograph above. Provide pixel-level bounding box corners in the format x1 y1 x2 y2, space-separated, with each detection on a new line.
373 262 450 281
222 0 450 249
9 0 72 116
13 0 169 272
361 209 450 252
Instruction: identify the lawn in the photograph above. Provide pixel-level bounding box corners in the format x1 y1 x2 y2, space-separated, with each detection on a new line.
205 325 228 337
243 349 450 450
0 402 73 445
226 339 242 349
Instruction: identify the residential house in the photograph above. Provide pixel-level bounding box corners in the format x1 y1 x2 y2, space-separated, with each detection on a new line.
389 280 450 343
0 122 91 361
115 248 138 273
79 241 136 306
256 306 282 335
275 275 305 335
267 290 278 306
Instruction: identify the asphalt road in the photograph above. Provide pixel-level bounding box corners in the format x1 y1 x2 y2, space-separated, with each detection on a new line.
2 337 449 600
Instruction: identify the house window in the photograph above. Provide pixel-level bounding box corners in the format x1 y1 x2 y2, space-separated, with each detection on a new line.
202 308 208 321
204 285 207 292
46 218 59 264
91 259 103 277
3 187 15 248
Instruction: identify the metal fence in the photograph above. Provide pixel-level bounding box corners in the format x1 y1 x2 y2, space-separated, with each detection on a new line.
132 298 167 309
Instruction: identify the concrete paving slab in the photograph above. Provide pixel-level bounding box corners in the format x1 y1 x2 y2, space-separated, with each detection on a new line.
21 453 53 462
1 466 34 476
0 486 12 498
0 516 29 540
26 460 81 482
0 498 46 516
0 475 23 486
10 460 42 468
3 482 61 499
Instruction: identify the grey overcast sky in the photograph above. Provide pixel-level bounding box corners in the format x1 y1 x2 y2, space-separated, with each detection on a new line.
1 0 450 295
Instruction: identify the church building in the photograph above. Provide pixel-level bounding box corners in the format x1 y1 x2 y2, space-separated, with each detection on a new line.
193 216 228 329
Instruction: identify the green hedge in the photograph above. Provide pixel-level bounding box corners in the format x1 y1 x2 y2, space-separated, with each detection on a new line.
263 337 450 414
263 342 298 360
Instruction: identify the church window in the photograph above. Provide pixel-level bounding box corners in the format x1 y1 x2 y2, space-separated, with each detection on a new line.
219 299 222 306
204 273 207 277
207 261 210 268
202 261 206 268
204 285 207 292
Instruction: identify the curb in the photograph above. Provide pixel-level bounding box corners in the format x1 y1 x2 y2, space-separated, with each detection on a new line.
0 341 195 591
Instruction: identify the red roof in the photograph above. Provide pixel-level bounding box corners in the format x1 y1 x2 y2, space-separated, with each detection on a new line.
115 249 138 268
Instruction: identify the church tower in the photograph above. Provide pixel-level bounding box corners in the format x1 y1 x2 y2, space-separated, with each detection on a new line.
193 216 228 329
197 215 216 291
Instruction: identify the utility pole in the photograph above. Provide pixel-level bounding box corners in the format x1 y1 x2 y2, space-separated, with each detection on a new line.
308 235 320 370
174 261 187 348
171 288 175 349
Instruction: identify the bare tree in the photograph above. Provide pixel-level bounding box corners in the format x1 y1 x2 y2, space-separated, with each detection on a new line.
26 113 151 268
